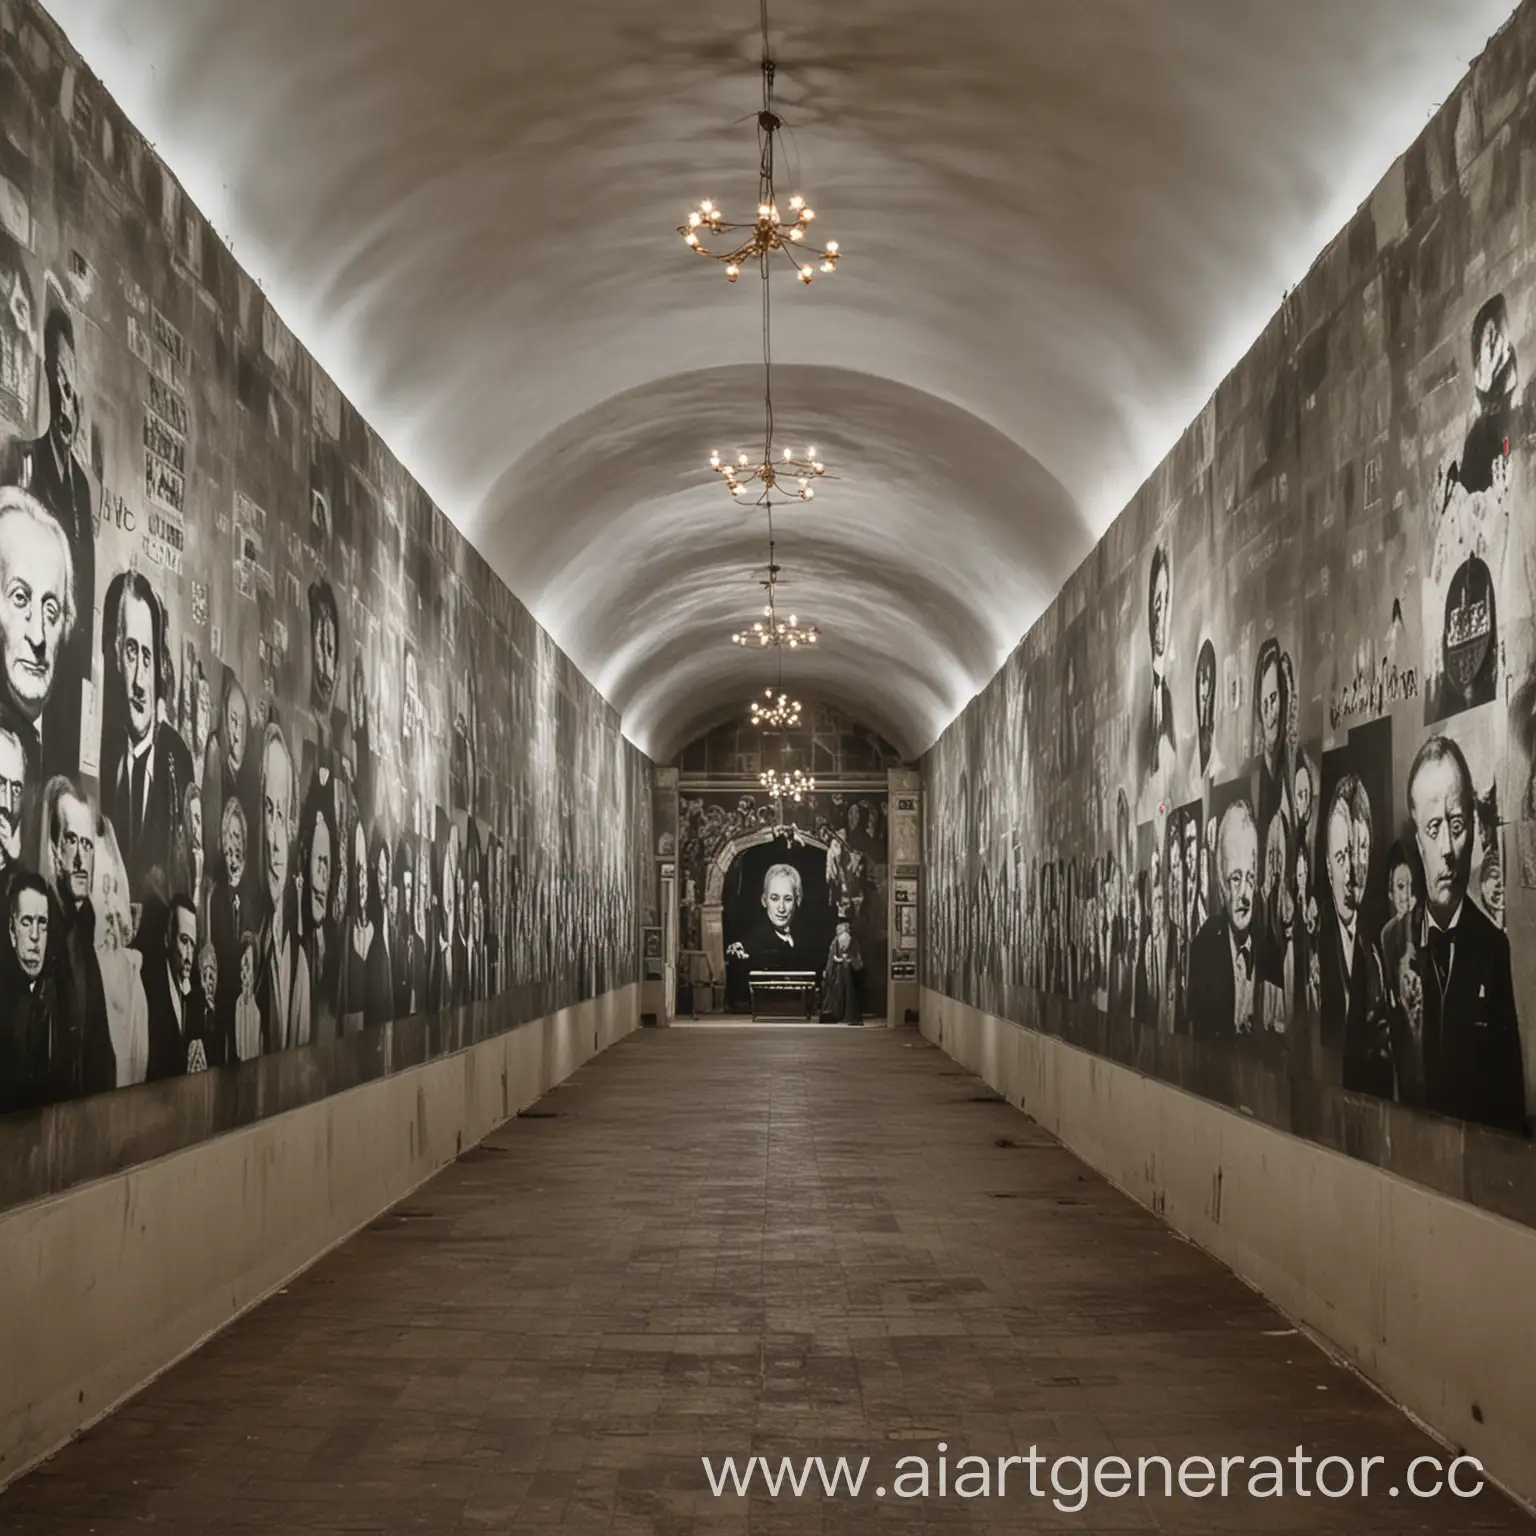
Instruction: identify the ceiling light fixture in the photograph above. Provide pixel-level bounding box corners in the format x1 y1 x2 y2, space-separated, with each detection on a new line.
711 444 825 504
677 45 841 287
751 687 802 730
730 536 820 649
760 765 815 803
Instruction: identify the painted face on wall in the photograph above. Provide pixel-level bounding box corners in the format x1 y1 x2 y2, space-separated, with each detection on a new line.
47 334 78 451
1221 814 1258 939
240 943 255 995
0 509 69 721
1259 660 1281 761
1294 764 1313 830
1481 853 1505 923
262 737 292 907
225 683 247 773
312 608 337 709
171 905 197 992
11 886 47 979
223 811 245 889
762 870 799 932
1150 563 1170 663
1410 753 1473 926
308 813 331 927
0 727 23 865
1196 653 1214 730
1389 861 1414 919
53 789 94 904
1327 804 1358 925
195 676 212 756
1473 310 1515 397
200 950 218 1009
120 590 157 746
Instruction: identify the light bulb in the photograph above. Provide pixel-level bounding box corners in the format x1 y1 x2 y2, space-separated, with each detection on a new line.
688 211 702 228
825 240 839 254
820 262 834 274
803 485 815 499
807 447 817 458
738 453 749 465
789 228 804 242
802 207 815 221
725 264 740 281
789 194 805 210
758 203 772 218
799 267 813 284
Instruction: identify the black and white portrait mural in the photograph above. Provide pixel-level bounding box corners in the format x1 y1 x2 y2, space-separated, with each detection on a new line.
678 789 889 1019
924 101 1536 1141
0 15 651 1123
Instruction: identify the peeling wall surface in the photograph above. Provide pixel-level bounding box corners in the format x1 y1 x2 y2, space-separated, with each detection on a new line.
923 1 1536 1232
0 0 655 1216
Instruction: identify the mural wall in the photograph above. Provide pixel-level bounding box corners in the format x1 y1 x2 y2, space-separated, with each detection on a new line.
0 3 652 1129
925 29 1536 1156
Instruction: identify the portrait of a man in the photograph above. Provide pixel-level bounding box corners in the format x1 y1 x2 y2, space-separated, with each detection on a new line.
0 304 94 780
0 485 74 774
1187 799 1258 1040
100 571 193 892
1382 736 1526 1134
1143 545 1174 781
0 869 54 1114
255 722 310 1055
1318 773 1390 1097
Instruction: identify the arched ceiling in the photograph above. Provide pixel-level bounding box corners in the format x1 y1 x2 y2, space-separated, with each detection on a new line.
45 0 1518 760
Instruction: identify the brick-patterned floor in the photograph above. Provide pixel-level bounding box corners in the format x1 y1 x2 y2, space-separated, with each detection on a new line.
3 1024 1531 1533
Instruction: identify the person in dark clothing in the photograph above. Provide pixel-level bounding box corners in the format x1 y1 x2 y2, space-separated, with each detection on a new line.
364 831 393 1027
1385 737 1527 1135
40 776 114 1101
1187 800 1259 1041
143 893 205 1080
819 923 864 1025
0 869 57 1113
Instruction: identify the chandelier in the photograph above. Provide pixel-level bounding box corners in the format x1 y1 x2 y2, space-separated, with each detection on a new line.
751 688 802 729
760 765 815 803
711 445 825 503
677 60 840 286
731 544 819 649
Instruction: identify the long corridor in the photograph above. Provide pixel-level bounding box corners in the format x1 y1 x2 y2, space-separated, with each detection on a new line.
4 1025 1530 1534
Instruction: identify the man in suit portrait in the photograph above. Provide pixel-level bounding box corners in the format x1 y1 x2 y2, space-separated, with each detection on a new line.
1188 799 1258 1040
100 571 193 893
1319 774 1391 1098
256 722 310 1054
0 305 94 781
41 775 114 1101
0 719 26 883
143 893 204 1080
1382 736 1526 1134
1143 544 1175 781
0 868 55 1112
0 485 75 781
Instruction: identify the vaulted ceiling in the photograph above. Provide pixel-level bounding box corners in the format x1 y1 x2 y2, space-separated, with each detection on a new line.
47 0 1517 760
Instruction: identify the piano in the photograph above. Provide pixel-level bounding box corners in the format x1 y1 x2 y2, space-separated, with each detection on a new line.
748 970 820 1021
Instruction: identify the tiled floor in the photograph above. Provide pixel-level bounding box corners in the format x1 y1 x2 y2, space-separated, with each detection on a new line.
4 1025 1532 1533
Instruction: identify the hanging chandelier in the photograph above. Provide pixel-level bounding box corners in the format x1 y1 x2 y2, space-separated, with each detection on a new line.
760 765 815 803
677 59 840 286
711 445 825 503
751 687 802 729
731 544 819 649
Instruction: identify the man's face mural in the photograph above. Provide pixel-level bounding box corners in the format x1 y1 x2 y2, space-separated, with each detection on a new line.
1474 309 1516 398
1222 814 1258 940
308 813 331 927
312 607 337 710
1294 765 1313 830
1411 753 1474 927
0 508 69 722
120 591 156 746
47 333 78 451
0 727 23 866
1196 655 1214 732
1150 562 1170 665
763 870 798 932
223 811 245 888
1389 861 1414 920
225 683 247 772
171 906 196 991
262 737 291 908
54 790 95 905
1259 660 1281 762
11 886 46 978
1327 803 1359 926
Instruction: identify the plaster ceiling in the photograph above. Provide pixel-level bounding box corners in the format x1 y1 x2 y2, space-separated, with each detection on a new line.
44 0 1519 760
